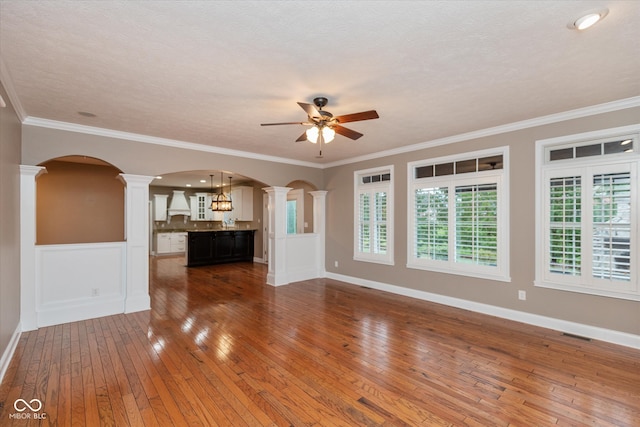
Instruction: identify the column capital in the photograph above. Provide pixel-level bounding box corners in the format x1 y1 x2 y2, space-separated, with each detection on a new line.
118 173 155 186
262 186 292 195
20 165 47 178
308 190 327 199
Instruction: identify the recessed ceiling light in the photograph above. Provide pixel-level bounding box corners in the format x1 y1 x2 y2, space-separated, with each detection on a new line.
186 184 192 187
200 179 206 183
155 176 163 179
78 111 97 117
568 8 608 30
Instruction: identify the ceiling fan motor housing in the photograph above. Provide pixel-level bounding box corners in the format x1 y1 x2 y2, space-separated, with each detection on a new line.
313 97 329 109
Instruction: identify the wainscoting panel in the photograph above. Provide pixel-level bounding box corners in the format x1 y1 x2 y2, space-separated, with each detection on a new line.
285 233 322 283
35 242 126 327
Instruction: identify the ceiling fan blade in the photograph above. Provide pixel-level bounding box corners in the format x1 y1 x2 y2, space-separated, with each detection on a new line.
295 132 308 142
297 102 321 118
261 121 310 126
333 124 363 140
334 110 379 123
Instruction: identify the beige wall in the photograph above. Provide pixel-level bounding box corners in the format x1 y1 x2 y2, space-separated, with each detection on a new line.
36 160 125 244
0 82 22 365
324 107 640 336
21 126 324 189
18 105 640 337
22 126 324 262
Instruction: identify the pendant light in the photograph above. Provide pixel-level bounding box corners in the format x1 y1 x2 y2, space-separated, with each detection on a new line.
210 172 233 212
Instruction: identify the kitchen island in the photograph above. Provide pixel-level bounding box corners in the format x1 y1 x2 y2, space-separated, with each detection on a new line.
185 229 256 267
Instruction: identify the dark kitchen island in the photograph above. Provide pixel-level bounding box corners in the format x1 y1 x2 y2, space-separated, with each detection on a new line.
186 229 256 267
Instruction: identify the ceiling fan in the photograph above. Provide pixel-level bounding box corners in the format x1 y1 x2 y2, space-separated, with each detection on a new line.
261 97 379 157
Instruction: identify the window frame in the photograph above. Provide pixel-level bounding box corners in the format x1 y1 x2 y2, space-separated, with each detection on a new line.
535 125 640 301
353 165 394 265
407 147 510 282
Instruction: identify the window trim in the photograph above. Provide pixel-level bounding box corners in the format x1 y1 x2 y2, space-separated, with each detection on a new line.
535 124 640 301
353 165 394 265
407 147 510 282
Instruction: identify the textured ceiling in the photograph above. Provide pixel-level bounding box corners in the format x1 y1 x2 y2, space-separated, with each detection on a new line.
1 1 639 167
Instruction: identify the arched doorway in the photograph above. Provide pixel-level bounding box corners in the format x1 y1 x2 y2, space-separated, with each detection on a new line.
284 180 318 235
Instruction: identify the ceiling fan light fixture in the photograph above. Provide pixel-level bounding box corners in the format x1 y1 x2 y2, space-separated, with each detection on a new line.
568 8 608 30
305 126 335 144
322 127 335 143
306 126 319 143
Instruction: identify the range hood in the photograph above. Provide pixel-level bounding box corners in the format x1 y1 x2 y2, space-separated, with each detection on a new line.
167 190 191 219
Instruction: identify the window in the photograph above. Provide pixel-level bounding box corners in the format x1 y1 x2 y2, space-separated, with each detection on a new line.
536 125 639 301
354 166 393 265
408 148 509 281
287 200 297 234
287 189 304 234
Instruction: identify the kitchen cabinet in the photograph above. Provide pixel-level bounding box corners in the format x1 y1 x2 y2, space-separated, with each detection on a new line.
190 193 216 221
156 232 187 255
154 194 169 221
186 230 255 266
229 186 253 221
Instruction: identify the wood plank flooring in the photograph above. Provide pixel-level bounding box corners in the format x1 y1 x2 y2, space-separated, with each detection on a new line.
1 256 639 426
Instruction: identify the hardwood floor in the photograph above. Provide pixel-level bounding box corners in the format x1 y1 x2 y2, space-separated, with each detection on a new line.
1 256 639 426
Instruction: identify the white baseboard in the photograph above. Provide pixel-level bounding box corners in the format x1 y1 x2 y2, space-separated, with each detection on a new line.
326 272 640 350
0 322 22 385
124 294 151 314
286 267 324 284
38 296 126 328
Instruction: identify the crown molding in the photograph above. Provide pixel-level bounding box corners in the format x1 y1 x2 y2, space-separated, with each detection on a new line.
0 55 27 121
323 96 640 168
22 117 322 169
20 96 640 170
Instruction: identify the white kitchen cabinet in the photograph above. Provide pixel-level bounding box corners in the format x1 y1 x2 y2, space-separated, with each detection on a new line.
156 232 187 254
170 233 187 252
229 186 253 221
157 233 171 253
191 193 215 221
154 194 169 221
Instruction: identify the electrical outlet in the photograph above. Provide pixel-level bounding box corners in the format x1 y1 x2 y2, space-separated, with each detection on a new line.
334 261 339 268
518 290 526 301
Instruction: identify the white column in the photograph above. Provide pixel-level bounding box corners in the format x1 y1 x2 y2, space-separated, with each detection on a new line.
309 190 327 277
19 165 47 331
118 174 155 313
263 186 291 286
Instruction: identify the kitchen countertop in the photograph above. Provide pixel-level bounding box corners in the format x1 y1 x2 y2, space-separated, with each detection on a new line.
155 228 257 233
186 228 257 232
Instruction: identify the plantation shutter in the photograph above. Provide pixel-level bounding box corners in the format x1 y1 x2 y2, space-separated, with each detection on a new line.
455 183 498 266
414 187 449 260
